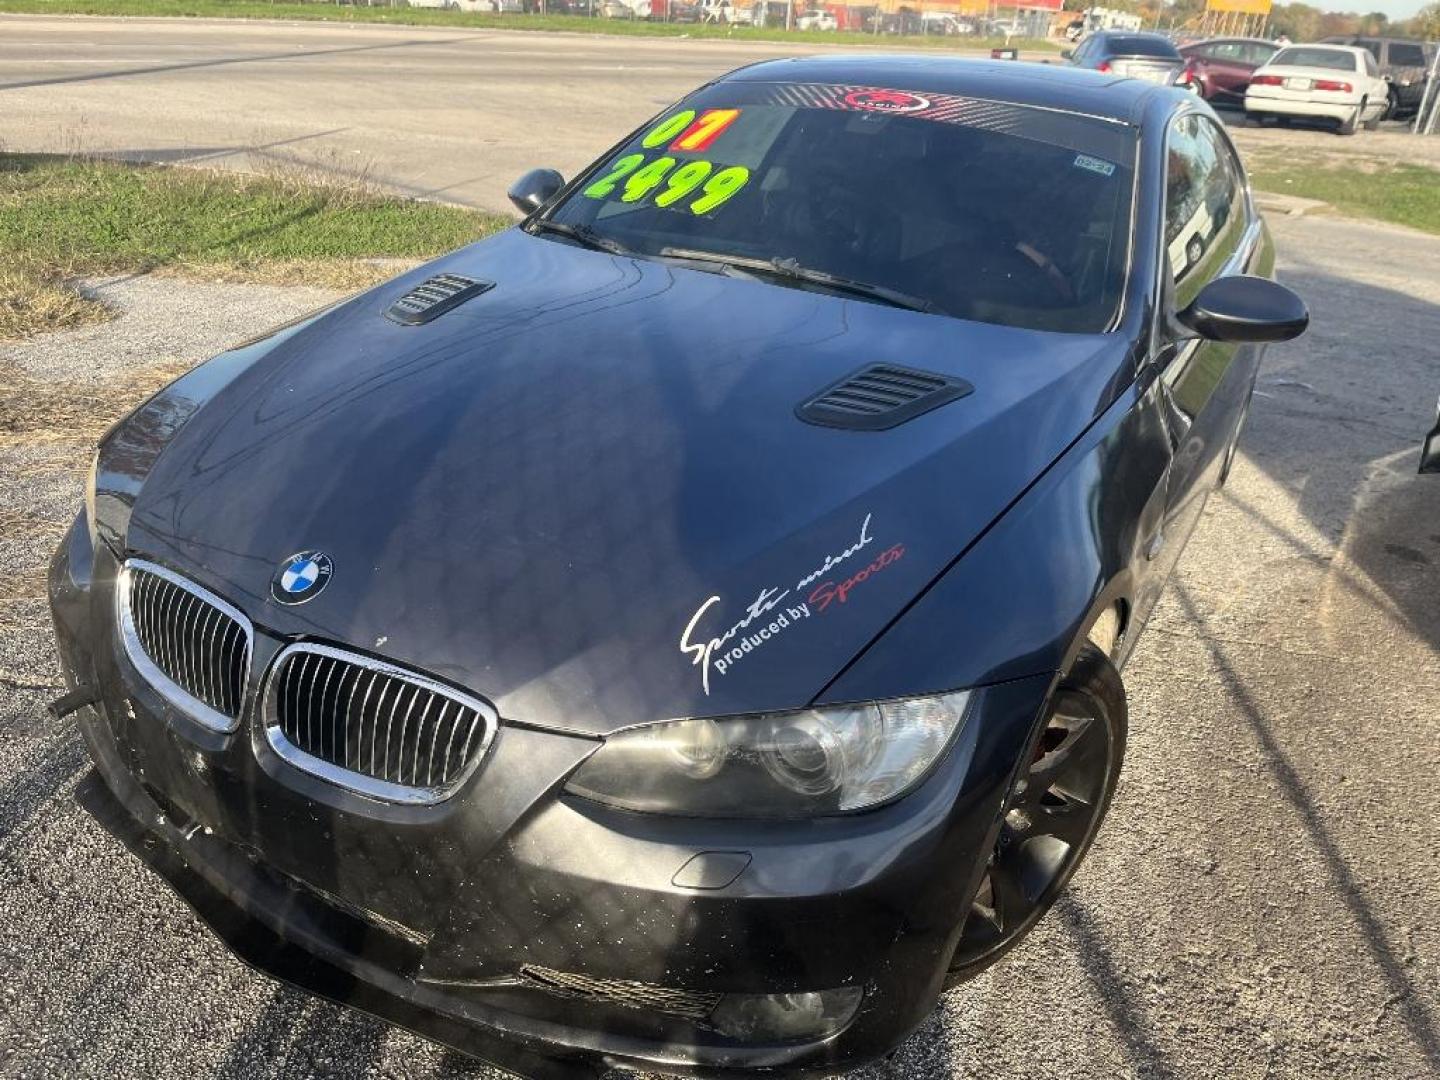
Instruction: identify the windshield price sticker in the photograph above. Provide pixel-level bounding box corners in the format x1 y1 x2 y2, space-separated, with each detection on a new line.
583 148 751 215
581 157 751 214
580 108 753 215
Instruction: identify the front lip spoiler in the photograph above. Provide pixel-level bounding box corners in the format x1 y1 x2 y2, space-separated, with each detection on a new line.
72 705 601 1080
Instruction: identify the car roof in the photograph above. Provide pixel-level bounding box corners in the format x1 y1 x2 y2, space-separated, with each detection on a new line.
722 56 1162 125
1184 36 1276 46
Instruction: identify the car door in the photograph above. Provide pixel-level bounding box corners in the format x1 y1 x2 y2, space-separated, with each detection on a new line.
1152 113 1264 566
1204 40 1250 97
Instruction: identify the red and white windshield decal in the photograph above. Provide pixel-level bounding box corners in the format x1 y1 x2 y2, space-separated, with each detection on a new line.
761 82 1030 138
842 88 931 113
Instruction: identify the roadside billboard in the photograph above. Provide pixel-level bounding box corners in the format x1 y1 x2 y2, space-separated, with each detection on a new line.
1205 0 1272 14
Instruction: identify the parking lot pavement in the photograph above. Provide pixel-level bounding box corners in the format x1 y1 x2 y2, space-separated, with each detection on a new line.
2 200 1438 1075
1214 104 1440 165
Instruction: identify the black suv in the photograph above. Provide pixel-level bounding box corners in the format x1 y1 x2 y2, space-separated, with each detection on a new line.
1321 36 1435 116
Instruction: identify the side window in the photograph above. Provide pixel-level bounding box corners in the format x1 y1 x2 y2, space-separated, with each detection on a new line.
1356 39 1381 62
1210 41 1243 61
1164 114 1246 307
1389 43 1427 68
1243 42 1278 65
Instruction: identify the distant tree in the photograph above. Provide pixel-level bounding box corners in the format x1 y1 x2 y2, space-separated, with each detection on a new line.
1270 2 1323 42
1357 11 1386 34
1410 2 1440 39
1318 10 1358 35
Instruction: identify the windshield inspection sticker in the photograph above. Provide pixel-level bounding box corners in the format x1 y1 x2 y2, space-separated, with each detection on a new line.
1073 153 1116 178
679 513 907 695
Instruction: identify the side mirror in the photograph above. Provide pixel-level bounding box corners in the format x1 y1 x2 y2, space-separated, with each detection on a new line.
507 168 565 215
1177 275 1309 343
1061 48 1074 60
1421 400 1440 475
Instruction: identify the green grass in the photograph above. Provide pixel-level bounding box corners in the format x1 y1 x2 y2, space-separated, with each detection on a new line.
0 153 509 338
0 0 1058 51
1250 162 1440 236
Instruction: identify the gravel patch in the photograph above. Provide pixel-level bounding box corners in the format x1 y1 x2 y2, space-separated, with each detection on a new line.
4 274 340 384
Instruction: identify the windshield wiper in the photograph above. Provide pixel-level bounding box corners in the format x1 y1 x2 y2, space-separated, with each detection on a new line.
529 219 635 257
656 248 935 314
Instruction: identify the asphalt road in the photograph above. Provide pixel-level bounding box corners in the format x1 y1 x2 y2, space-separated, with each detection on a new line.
3 16 1440 1080
0 15 834 212
7 14 1432 217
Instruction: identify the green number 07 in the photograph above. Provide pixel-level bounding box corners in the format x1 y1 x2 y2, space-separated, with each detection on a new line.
642 110 696 149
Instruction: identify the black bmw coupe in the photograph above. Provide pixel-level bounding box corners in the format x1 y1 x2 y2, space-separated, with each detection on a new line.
49 56 1306 1078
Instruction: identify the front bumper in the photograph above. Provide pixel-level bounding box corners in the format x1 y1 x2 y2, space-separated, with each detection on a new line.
49 514 1053 1078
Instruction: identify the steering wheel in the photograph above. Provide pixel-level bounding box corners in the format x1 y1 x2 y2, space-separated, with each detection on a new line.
1013 242 1077 304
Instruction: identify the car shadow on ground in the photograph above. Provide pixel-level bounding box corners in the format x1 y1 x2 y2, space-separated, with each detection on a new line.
1170 581 1440 1072
1241 263 1440 654
1053 895 1182 1080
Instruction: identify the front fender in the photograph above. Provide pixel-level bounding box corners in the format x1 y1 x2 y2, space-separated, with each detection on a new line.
817 373 1173 706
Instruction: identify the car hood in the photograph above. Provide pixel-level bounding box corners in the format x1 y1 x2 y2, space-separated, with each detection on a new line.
125 229 1132 735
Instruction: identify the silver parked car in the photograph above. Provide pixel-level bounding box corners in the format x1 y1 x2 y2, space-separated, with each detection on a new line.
1065 31 1187 86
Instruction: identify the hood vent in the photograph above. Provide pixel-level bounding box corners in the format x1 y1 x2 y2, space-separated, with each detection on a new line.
385 273 494 326
797 363 974 431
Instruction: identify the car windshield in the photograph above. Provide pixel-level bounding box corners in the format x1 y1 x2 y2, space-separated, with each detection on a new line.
1271 47 1358 71
540 82 1137 333
1108 35 1181 59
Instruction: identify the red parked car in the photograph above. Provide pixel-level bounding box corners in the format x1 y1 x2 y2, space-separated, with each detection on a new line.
1178 37 1281 103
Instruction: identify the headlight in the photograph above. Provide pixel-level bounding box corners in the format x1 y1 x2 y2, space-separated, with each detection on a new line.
564 690 970 817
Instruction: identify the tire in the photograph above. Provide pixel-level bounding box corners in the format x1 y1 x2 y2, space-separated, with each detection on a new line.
1338 101 1362 136
946 645 1127 983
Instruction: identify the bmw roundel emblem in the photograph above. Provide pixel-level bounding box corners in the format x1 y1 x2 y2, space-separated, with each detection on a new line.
271 550 333 605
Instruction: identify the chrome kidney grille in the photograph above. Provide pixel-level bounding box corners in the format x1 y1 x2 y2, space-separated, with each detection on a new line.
117 560 253 734
263 644 496 804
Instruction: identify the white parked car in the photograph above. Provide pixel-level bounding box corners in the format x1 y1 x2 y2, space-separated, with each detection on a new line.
700 0 753 23
1243 44 1390 135
796 9 837 29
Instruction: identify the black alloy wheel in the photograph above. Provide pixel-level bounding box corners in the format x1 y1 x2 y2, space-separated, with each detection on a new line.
948 645 1127 980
